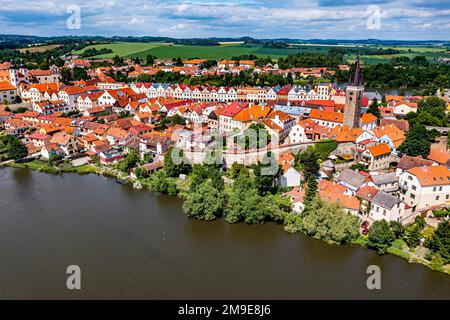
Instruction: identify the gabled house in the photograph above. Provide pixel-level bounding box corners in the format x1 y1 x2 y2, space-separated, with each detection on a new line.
360 143 392 171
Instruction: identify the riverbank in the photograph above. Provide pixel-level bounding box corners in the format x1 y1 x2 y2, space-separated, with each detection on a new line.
2 160 449 276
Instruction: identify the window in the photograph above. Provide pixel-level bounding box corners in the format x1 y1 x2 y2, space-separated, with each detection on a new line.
412 185 417 191
433 187 437 192
436 196 440 201
439 187 443 191
410 194 416 199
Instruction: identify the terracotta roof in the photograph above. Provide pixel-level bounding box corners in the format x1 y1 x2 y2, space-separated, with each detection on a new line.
361 113 377 124
318 179 348 195
50 132 72 146
221 102 248 118
319 190 360 211
367 143 391 157
428 149 450 165
60 86 85 95
285 187 305 203
309 109 344 123
0 81 16 91
327 125 363 142
397 155 434 171
407 165 450 186
356 186 379 201
380 118 409 132
372 124 405 148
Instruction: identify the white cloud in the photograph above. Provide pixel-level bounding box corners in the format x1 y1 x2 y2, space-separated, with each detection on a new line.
0 0 448 39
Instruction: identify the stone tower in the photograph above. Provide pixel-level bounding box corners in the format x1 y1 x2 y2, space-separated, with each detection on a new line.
344 58 364 128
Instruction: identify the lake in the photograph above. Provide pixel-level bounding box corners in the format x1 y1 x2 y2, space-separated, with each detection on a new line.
0 167 448 299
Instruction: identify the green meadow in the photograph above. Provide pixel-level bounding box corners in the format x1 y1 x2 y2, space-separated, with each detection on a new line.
74 42 450 64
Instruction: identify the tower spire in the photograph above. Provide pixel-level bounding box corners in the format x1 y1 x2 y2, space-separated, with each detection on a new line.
349 55 363 86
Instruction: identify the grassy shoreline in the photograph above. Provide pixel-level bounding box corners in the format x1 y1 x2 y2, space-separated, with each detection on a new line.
3 160 449 275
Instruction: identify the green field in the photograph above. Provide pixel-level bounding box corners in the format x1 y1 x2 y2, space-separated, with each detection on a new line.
74 42 450 64
75 42 355 60
74 42 171 58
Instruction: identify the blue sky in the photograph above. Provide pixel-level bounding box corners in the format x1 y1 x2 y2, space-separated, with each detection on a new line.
0 0 449 40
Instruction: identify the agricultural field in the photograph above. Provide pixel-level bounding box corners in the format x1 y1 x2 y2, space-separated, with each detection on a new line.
74 42 349 60
346 45 450 65
19 44 61 53
73 41 450 64
73 42 172 59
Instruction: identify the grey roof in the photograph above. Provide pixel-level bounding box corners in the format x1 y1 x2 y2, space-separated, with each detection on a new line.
371 172 398 186
371 191 401 210
323 160 335 168
274 105 309 116
336 169 366 189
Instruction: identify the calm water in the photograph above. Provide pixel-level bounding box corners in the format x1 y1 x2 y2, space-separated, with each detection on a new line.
0 167 449 300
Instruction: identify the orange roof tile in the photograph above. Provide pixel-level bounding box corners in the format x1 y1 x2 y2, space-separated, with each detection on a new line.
309 109 344 123
361 113 377 124
428 149 450 165
407 165 450 186
367 143 391 157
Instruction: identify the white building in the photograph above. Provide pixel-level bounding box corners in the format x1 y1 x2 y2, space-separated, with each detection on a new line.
399 165 450 213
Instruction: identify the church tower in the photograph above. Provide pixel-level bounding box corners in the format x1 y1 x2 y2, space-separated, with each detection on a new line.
344 58 364 128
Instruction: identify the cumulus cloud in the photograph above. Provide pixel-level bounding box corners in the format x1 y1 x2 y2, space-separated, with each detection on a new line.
0 0 448 39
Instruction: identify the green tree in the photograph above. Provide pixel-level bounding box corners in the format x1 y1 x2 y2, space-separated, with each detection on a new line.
1 135 28 160
146 54 157 66
229 163 247 179
389 221 405 239
303 177 318 210
174 57 183 67
426 221 450 264
296 147 320 181
300 196 359 244
164 147 192 177
398 124 432 157
239 123 270 150
225 171 281 224
171 115 186 126
73 67 89 81
367 220 395 255
414 215 426 230
404 225 422 248
182 180 227 221
134 167 149 179
60 68 73 84
118 151 140 173
367 98 381 119
253 153 279 196
148 170 178 196
189 164 208 192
